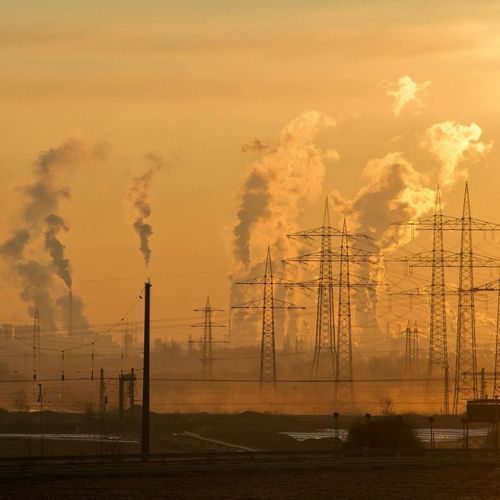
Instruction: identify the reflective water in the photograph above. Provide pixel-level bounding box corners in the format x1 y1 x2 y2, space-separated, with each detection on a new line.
282 428 489 443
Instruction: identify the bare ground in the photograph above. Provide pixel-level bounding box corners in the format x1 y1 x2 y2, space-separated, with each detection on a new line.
0 460 499 499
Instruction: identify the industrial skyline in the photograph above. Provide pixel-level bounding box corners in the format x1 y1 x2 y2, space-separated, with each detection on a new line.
1 2 500 417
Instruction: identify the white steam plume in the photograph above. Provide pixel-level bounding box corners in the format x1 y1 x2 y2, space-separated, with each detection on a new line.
420 121 492 186
384 76 431 116
127 153 164 268
338 152 435 252
232 110 338 272
331 152 435 341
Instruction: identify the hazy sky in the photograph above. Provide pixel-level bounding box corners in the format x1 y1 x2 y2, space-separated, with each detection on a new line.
1 1 500 342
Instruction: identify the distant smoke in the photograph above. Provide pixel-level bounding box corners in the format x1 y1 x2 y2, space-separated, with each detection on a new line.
127 153 164 267
241 139 269 154
232 110 338 272
56 292 90 332
332 152 435 342
420 121 492 186
0 229 30 260
44 214 71 289
230 111 337 347
16 261 57 331
337 152 435 252
384 75 431 116
0 139 108 326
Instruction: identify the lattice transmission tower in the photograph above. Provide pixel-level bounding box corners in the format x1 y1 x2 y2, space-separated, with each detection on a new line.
191 297 225 376
285 199 373 380
472 278 500 398
233 247 303 385
337 218 353 386
403 320 419 376
390 183 500 414
453 183 477 412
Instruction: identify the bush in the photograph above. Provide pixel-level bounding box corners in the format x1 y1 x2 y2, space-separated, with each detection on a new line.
346 415 422 449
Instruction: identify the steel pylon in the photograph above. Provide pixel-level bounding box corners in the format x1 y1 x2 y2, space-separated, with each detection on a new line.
453 182 478 413
428 187 448 383
192 298 225 376
233 246 304 385
337 218 353 385
311 199 336 379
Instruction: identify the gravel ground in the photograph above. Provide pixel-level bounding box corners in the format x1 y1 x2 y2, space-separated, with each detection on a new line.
0 461 499 499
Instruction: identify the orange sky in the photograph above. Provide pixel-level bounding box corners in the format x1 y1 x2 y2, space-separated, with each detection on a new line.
1 1 500 349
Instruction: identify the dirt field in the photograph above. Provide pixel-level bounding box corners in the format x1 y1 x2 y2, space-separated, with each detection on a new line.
1 460 500 499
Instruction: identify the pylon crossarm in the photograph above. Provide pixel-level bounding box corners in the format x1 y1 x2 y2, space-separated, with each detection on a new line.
287 226 346 239
235 275 294 285
284 245 376 262
271 298 305 309
391 250 499 267
389 284 460 296
231 299 265 309
473 278 500 292
392 215 500 232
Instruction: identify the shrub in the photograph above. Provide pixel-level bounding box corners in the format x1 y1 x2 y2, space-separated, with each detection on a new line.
346 415 422 449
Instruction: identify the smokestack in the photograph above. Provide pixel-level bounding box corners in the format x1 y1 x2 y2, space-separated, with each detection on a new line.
68 289 73 336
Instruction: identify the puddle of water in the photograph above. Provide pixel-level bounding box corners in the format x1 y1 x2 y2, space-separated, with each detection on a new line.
281 428 489 443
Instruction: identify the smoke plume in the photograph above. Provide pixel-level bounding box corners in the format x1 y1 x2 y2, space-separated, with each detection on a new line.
44 214 72 289
338 152 435 252
241 139 269 154
56 293 90 332
232 110 338 272
384 75 431 116
331 152 435 343
0 139 108 326
127 153 163 267
420 121 492 186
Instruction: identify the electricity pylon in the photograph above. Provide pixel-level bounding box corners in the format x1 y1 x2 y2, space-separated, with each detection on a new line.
233 247 304 385
453 183 477 413
472 278 500 398
404 321 419 376
191 297 225 376
390 183 500 414
337 218 353 386
285 199 373 379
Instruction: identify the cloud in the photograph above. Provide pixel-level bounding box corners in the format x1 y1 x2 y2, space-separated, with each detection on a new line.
384 75 431 116
420 120 492 186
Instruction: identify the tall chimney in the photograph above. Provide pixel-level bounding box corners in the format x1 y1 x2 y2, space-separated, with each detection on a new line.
68 289 73 336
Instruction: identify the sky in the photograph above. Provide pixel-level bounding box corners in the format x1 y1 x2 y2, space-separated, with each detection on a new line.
1 0 500 344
